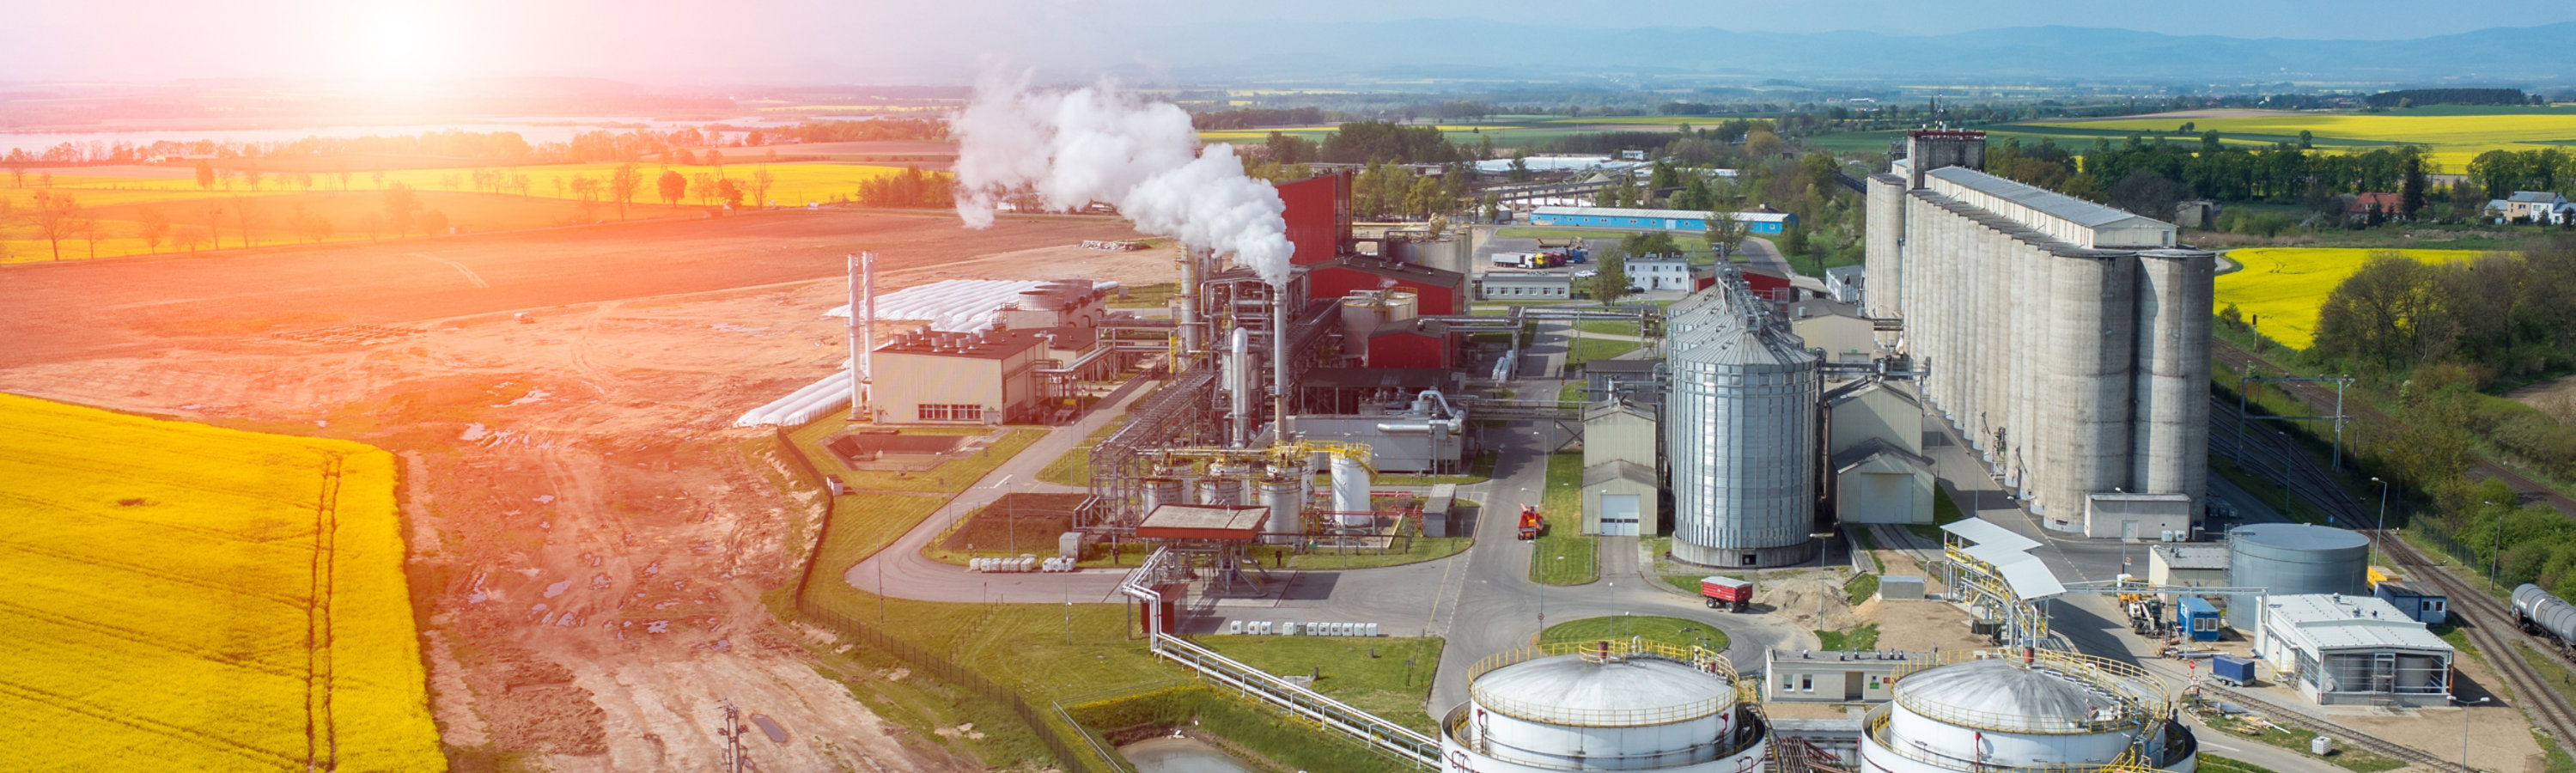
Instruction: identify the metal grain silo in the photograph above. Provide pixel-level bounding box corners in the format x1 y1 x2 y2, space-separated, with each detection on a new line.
2226 524 2369 627
1666 277 1819 568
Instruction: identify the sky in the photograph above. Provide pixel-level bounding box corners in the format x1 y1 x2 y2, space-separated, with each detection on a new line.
4 0 2572 85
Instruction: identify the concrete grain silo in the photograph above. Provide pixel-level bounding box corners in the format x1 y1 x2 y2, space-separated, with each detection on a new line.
1869 131 2215 533
1440 642 1771 772
1665 270 1819 568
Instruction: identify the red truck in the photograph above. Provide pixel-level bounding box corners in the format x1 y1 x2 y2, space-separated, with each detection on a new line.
1701 575 1754 612
1516 505 1543 540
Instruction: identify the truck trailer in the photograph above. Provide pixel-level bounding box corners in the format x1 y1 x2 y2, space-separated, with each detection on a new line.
1701 576 1754 612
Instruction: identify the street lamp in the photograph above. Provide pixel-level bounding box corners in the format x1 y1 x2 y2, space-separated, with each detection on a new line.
2483 502 2501 593
2370 477 2390 567
2458 696 2491 773
994 474 1017 553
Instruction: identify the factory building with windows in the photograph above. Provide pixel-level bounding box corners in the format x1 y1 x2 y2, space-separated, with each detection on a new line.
1865 131 2218 531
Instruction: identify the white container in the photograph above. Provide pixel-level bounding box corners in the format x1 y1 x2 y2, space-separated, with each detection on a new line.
1282 622 1300 636
1227 620 1244 635
2312 736 2333 756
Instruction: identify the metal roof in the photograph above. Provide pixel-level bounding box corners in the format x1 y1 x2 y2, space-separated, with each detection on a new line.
2229 523 2367 551
1963 545 2067 600
1471 654 1733 726
2262 593 2453 653
1924 167 2159 228
1893 660 2117 732
1532 205 1793 223
1941 519 2039 552
2151 544 2227 570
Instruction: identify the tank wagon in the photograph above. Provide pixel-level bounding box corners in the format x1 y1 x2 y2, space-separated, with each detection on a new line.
2513 584 2576 657
1857 649 2197 773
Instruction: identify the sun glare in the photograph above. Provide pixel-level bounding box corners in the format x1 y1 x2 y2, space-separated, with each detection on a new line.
358 3 442 85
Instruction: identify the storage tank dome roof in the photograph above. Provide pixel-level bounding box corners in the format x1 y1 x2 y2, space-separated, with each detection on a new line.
2230 523 2367 551
1893 660 2125 732
1471 654 1733 726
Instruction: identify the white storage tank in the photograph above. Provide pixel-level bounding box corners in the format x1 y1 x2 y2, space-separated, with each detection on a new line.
1330 453 1372 529
1258 471 1305 537
1859 651 2198 773
1440 642 1769 772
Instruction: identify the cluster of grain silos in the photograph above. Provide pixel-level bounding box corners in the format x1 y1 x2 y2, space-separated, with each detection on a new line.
1859 653 2199 773
1440 642 1772 773
1867 133 2216 531
1664 268 1820 568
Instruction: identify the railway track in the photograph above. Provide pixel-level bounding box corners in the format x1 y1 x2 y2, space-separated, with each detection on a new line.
2195 681 2461 771
2375 534 2576 759
2212 339 2576 518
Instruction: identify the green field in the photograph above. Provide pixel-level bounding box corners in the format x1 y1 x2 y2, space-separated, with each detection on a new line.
2216 247 2492 350
1538 615 1730 652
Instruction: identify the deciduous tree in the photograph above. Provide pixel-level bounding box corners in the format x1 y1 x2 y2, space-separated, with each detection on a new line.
231 196 265 247
382 182 420 235
657 169 687 206
23 191 82 261
137 205 170 253
193 159 214 191
750 168 776 208
610 163 642 220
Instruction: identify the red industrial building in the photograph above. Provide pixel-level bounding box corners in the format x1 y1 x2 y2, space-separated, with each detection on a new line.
1363 320 1459 369
1277 173 1352 267
1306 258 1465 315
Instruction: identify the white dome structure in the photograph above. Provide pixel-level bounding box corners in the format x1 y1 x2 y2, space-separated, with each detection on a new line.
1860 650 2196 773
1441 641 1770 772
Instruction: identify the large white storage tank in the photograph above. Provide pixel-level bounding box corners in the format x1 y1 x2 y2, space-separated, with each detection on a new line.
1440 642 1770 772
1860 651 2197 773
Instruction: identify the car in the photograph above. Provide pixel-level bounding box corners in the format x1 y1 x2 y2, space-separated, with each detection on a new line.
1573 270 1598 278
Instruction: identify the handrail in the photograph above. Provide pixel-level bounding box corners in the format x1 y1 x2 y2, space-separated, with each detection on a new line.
1879 648 2170 733
1152 634 1439 768
1865 706 2165 773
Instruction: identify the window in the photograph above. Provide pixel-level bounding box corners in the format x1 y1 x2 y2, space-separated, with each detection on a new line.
917 404 979 422
1799 675 1813 691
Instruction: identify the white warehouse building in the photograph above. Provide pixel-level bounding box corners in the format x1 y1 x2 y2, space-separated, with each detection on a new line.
2255 593 2454 707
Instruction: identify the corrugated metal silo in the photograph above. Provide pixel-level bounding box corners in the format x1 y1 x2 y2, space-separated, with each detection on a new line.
1666 276 1819 568
2227 523 2370 627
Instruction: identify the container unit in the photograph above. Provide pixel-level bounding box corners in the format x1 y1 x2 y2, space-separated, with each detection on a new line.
2174 598 2222 642
2210 655 2256 687
1858 653 2197 773
2225 524 2369 630
1440 645 1771 773
1664 275 1820 569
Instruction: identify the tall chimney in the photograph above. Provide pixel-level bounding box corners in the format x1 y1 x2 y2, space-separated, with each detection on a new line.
1272 281 1292 441
1176 247 1203 370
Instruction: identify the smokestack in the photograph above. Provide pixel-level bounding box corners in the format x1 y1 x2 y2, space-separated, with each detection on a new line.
1273 282 1292 440
1229 327 1251 447
1177 247 1203 368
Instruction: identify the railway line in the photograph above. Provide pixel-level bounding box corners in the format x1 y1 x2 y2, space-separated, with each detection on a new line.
2194 682 2460 771
2374 534 2576 758
2211 339 2576 518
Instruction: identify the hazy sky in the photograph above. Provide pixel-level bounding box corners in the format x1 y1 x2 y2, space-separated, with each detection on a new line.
6 0 2570 84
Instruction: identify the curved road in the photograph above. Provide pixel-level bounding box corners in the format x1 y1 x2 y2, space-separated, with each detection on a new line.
842 317 1814 725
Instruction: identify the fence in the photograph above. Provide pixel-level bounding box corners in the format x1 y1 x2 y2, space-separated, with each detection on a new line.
770 425 1124 773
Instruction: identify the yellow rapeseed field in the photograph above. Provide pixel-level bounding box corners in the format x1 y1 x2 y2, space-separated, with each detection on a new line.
2214 247 2491 350
1 161 917 263
2031 112 2576 171
0 393 442 771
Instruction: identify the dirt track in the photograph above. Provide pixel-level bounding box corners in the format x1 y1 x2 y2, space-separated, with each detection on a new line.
0 209 1170 770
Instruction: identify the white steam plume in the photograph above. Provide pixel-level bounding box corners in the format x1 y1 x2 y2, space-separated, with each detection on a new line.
951 68 1294 288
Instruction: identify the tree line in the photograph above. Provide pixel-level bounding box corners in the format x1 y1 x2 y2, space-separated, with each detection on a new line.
2274 236 2576 599
2363 88 2533 108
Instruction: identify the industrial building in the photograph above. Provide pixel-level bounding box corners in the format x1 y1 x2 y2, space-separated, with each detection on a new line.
1824 380 1935 526
1663 268 1820 567
2254 593 2455 706
1822 265 1863 305
1440 642 1772 773
2147 544 2228 597
1865 130 2216 531
1530 205 1797 234
1856 652 2199 773
868 328 1050 424
1581 399 1661 536
1764 649 1928 703
1627 254 1700 291
1479 271 1576 300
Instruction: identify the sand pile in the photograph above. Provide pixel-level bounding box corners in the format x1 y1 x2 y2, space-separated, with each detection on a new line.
1757 577 1860 631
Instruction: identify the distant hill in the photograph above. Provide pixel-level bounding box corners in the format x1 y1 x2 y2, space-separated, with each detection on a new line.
992 19 2576 86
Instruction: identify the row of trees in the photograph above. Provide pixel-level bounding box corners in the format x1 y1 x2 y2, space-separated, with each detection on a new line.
0 118 945 170
0 184 455 262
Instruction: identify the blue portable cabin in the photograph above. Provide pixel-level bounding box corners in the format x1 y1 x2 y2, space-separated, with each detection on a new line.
1527 206 1798 234
2210 654 2256 686
2372 581 2450 625
2176 597 2223 641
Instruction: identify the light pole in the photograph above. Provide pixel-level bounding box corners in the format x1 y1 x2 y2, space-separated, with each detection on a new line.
994 474 1017 553
2483 502 2500 593
2459 695 2491 773
2370 477 2390 567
